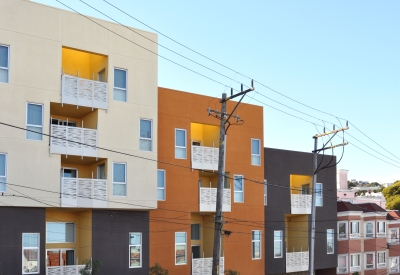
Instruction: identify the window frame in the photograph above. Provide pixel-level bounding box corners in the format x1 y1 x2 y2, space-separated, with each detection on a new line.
251 138 261 166
174 128 187 159
22 233 39 274
252 230 261 260
46 222 76 243
0 153 7 192
389 257 400 273
139 118 152 152
26 102 43 141
327 229 334 254
315 183 323 206
233 174 244 203
337 254 348 274
157 169 166 201
365 221 375 238
390 228 399 244
175 232 187 265
129 232 142 268
350 253 361 272
377 221 386 237
274 230 283 258
191 224 200 241
365 252 375 269
0 44 10 83
350 221 360 239
338 221 348 240
113 67 127 102
377 251 386 268
112 162 127 197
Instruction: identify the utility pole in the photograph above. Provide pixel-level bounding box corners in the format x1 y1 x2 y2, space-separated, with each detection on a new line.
210 81 254 275
309 124 349 275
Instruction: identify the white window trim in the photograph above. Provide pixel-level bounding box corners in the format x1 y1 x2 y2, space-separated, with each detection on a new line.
365 221 375 238
45 248 76 266
175 232 187 265
327 229 334 254
157 169 166 201
389 257 400 273
113 67 127 102
175 128 187 159
46 222 76 243
251 138 261 166
139 118 152 152
112 162 127 197
350 253 361 272
377 251 386 268
274 230 283 258
338 221 348 240
233 174 244 203
129 232 142 268
377 221 386 238
252 230 261 260
0 153 7 192
365 252 375 269
26 102 43 141
22 233 39 274
390 228 399 244
315 183 323 206
350 221 360 239
337 254 348 274
0 44 10 83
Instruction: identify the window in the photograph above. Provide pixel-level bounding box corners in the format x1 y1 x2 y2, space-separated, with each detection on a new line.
350 221 360 238
377 251 386 268
327 229 334 254
191 224 200 240
389 257 399 273
350 254 361 271
157 169 165 200
365 222 374 238
234 175 244 202
98 68 106 82
390 228 399 244
274 230 282 258
175 232 187 265
26 103 43 140
22 233 39 274
129 233 142 268
46 222 75 243
264 180 267 206
252 230 261 259
97 163 106 179
338 254 348 273
113 162 126 196
139 119 152 151
113 68 127 102
0 153 6 192
377 221 386 237
315 183 323 206
0 44 9 83
251 139 261 165
338 221 348 239
175 129 186 159
51 118 76 127
365 252 375 269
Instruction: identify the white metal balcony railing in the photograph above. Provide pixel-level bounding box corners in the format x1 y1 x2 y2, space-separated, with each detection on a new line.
61 74 108 110
191 145 219 171
47 265 85 275
286 251 309 273
291 193 312 214
61 177 107 208
199 187 231 212
50 125 98 158
192 257 224 275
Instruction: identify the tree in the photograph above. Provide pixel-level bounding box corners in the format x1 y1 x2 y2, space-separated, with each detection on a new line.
225 269 241 275
347 180 357 189
382 181 400 210
149 263 169 275
79 259 102 275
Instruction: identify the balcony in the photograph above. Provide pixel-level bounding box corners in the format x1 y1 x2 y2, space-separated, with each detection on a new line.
199 187 231 212
61 74 108 110
50 125 98 158
192 257 224 275
61 177 107 208
46 265 85 275
192 145 219 170
291 193 312 214
286 251 309 273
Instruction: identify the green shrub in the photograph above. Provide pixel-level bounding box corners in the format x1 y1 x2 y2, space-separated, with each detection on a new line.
79 259 102 275
225 269 240 275
149 263 169 275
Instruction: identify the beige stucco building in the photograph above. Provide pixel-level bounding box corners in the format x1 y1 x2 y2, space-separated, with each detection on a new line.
0 0 158 274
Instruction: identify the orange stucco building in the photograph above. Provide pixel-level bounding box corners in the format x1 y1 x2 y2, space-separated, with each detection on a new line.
150 87 265 274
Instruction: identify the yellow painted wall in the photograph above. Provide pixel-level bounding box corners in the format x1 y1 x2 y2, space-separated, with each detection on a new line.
82 109 98 130
285 214 308 252
290 174 312 193
190 123 219 147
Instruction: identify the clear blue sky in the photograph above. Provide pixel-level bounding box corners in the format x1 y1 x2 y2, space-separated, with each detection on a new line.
34 0 400 184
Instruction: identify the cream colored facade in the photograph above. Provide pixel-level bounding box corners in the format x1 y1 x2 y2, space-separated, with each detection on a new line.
0 0 158 209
